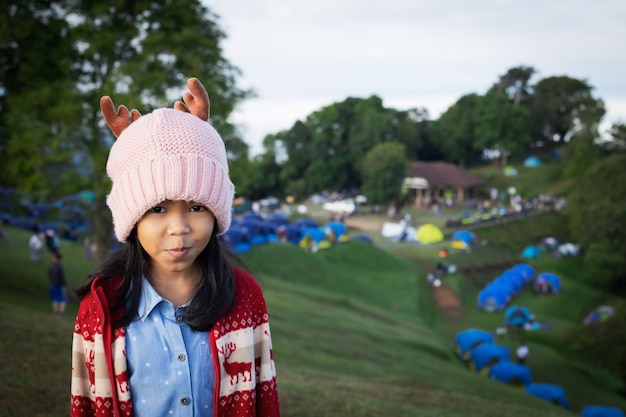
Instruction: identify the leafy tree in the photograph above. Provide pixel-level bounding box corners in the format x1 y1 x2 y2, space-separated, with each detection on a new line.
472 92 531 166
360 142 408 206
604 122 626 153
489 65 536 106
567 153 626 293
529 76 605 145
429 94 483 167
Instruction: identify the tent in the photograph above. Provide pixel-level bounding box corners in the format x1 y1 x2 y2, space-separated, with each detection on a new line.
451 230 475 245
505 306 533 327
521 245 540 259
454 329 494 361
524 156 541 167
535 272 561 294
583 305 615 325
238 220 270 245
525 383 569 409
557 243 580 257
489 362 532 387
276 224 303 244
220 226 252 254
503 166 518 177
469 344 510 375
477 287 509 312
511 263 535 283
581 405 625 417
266 214 290 227
299 227 332 252
324 221 349 242
351 234 373 244
294 217 318 229
416 223 444 244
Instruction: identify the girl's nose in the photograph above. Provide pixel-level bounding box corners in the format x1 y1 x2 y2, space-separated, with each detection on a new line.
167 213 191 235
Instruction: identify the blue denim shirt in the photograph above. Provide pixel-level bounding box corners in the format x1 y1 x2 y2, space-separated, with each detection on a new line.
125 278 215 417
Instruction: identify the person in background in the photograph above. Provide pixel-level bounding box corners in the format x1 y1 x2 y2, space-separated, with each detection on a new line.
48 252 67 317
70 78 280 417
29 227 45 262
516 344 529 364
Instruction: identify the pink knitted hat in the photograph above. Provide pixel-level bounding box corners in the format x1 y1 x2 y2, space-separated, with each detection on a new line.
101 78 234 242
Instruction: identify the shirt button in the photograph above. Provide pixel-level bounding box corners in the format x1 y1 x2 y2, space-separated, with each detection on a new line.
177 353 186 362
180 397 190 406
176 315 183 322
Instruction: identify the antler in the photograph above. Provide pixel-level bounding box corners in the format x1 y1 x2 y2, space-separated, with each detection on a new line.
100 97 141 139
100 77 209 139
174 77 210 121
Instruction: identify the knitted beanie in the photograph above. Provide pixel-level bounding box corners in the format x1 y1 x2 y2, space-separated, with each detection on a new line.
105 108 234 242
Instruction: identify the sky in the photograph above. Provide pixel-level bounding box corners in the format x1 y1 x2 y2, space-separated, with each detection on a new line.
208 0 626 156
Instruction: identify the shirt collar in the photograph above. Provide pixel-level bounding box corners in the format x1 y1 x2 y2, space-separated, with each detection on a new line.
137 277 165 321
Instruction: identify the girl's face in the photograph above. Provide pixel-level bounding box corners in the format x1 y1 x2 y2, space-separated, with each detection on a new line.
136 200 215 279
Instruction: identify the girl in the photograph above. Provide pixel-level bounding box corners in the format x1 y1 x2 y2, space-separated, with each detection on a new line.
70 78 280 417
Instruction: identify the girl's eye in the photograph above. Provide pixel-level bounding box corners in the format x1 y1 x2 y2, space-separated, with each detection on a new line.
190 205 206 212
149 206 166 214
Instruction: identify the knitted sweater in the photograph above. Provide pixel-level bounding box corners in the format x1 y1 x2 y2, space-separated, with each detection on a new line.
70 268 280 417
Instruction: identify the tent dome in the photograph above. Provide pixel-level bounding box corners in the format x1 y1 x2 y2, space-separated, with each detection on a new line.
489 362 532 387
416 223 444 244
522 245 540 259
454 329 494 361
525 383 569 409
581 405 625 417
469 344 510 375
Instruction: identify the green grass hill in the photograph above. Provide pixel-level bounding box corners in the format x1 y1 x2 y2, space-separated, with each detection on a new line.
1 157 625 416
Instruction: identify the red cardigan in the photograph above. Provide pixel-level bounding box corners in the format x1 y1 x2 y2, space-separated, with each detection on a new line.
70 268 280 417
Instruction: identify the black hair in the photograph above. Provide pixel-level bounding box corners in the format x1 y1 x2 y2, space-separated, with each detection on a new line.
74 226 246 332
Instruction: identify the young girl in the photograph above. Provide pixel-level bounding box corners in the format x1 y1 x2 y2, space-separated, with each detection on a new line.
70 78 280 417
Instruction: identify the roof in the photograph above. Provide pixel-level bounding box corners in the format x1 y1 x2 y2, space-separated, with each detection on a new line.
407 161 485 188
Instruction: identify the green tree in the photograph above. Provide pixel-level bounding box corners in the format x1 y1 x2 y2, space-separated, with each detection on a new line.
429 94 483 167
473 92 531 166
567 153 626 292
529 76 605 145
360 142 408 206
2 0 250 253
489 65 536 106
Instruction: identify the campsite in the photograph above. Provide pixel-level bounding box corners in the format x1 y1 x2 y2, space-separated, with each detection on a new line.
1 155 626 417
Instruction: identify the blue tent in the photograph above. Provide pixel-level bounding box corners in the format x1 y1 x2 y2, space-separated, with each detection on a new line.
294 217 318 229
239 220 270 245
489 362 532 387
511 263 535 283
537 272 561 293
524 156 541 167
469 344 510 375
526 383 569 409
505 306 533 327
220 226 252 254
581 405 625 417
277 224 303 244
454 329 494 361
243 212 264 222
522 245 540 259
500 270 526 292
351 234 373 244
262 222 281 243
477 287 509 312
266 214 290 227
301 227 328 244
451 230 475 245
324 221 348 241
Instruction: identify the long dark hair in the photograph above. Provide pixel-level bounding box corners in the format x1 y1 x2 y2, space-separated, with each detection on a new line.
74 227 245 332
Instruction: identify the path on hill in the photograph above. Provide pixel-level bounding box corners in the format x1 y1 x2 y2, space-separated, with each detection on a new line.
345 216 464 318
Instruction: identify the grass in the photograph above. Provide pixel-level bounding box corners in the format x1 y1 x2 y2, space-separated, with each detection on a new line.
1 156 625 416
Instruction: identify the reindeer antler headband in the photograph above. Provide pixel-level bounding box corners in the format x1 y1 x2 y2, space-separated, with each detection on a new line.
100 77 211 138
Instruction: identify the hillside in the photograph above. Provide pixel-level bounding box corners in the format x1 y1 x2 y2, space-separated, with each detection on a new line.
1 157 625 416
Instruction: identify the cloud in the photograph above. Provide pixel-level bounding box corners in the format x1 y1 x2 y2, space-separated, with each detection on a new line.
210 0 626 155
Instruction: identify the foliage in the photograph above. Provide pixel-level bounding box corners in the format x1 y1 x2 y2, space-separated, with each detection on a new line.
489 65 536 106
529 76 605 145
564 309 626 396
360 142 408 205
566 153 626 292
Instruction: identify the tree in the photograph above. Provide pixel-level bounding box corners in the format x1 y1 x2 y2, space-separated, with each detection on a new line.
429 94 483 167
566 153 626 293
489 65 536 106
2 0 251 254
529 76 605 146
360 142 408 206
472 92 531 166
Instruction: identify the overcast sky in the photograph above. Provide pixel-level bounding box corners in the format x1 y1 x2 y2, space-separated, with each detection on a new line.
208 0 626 156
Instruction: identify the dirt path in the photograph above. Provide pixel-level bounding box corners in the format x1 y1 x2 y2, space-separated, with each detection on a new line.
346 215 464 318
